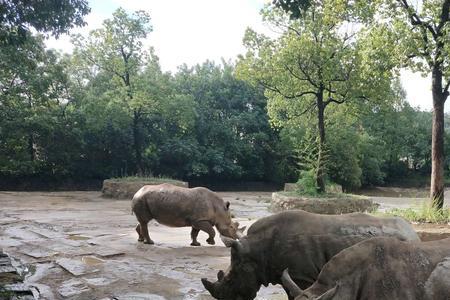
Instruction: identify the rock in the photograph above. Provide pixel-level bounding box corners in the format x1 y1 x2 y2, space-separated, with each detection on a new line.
0 251 38 299
101 179 188 199
284 183 343 193
271 192 379 214
284 183 298 192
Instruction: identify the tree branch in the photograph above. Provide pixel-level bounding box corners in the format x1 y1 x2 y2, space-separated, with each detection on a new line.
444 79 450 98
397 0 437 40
437 0 450 32
259 80 317 99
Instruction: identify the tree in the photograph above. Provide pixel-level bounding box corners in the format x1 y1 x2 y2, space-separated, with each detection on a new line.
73 7 153 174
0 0 90 44
237 4 392 192
369 0 450 209
0 34 81 179
172 61 279 182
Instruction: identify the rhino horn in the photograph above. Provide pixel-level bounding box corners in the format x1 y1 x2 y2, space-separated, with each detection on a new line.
202 278 213 291
221 235 248 253
202 278 222 298
281 269 303 298
236 226 246 239
221 235 236 247
316 284 339 300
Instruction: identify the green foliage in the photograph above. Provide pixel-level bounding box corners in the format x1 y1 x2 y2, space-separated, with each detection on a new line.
296 169 318 196
238 2 395 192
0 0 90 44
385 204 450 224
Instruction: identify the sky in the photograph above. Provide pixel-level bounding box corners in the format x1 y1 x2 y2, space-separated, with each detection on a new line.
45 0 436 112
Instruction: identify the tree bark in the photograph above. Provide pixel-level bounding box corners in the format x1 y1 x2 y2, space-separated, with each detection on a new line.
316 90 326 193
28 134 35 161
430 67 445 209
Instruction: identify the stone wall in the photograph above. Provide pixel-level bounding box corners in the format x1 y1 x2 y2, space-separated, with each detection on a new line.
102 179 188 199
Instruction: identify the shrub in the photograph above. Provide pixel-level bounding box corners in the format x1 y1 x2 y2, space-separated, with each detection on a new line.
385 204 450 224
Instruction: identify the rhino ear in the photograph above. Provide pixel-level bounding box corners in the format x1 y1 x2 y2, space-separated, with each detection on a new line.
315 284 338 300
217 270 225 281
281 269 303 298
221 235 236 247
225 201 230 210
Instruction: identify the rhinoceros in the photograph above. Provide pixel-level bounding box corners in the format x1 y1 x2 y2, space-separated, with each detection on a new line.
281 237 450 300
202 210 419 300
425 257 450 299
131 183 244 246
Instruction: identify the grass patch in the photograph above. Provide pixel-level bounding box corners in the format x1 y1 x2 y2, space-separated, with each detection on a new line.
383 204 450 224
111 176 183 184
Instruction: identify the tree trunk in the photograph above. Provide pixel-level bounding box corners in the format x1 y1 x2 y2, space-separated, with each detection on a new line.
28 133 35 161
133 110 143 176
316 92 326 193
430 67 446 209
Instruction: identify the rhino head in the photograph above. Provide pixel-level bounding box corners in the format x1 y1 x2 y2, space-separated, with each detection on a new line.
281 269 338 300
215 201 246 240
201 238 260 300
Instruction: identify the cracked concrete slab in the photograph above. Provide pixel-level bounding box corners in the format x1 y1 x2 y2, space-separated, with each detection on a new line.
57 278 90 298
56 257 99 276
19 244 59 259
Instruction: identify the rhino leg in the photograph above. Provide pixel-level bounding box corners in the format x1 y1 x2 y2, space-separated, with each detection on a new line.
136 224 144 242
139 221 154 245
192 221 216 245
190 227 201 246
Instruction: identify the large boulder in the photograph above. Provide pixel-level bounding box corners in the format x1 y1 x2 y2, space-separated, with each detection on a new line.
102 179 188 199
271 192 378 214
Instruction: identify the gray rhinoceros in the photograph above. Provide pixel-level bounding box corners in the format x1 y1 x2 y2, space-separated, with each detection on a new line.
281 237 450 300
202 210 419 300
131 183 244 246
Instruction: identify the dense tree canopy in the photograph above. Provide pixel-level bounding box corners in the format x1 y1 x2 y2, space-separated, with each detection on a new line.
0 0 90 44
372 0 450 209
237 3 394 192
0 3 447 192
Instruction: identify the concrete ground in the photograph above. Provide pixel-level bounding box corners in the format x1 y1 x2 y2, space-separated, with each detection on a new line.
0 190 449 300
0 191 284 300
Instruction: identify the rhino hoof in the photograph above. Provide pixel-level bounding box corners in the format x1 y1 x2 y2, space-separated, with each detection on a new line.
138 238 144 242
144 239 155 245
207 238 215 245
191 241 201 246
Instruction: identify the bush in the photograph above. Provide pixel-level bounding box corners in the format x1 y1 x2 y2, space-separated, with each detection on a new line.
296 169 318 196
385 204 450 224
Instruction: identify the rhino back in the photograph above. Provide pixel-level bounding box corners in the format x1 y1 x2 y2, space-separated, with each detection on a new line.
425 257 450 300
132 184 216 226
246 210 419 241
308 237 450 300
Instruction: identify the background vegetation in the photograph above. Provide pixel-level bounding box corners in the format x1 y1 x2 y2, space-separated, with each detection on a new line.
1 1 450 192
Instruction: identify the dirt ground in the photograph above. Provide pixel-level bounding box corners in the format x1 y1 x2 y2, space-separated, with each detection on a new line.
0 190 449 300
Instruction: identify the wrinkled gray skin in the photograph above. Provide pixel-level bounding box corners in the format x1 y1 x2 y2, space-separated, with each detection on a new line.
424 257 450 300
282 237 450 300
202 210 419 300
131 184 243 246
